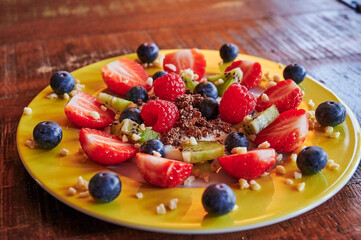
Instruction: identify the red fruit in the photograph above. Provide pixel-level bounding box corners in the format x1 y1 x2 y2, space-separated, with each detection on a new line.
141 100 179 133
136 153 193 188
218 149 276 181
64 91 115 129
79 128 137 165
256 80 303 113
225 60 262 89
163 49 206 80
219 83 256 124
254 109 309 153
153 72 185 101
101 57 150 95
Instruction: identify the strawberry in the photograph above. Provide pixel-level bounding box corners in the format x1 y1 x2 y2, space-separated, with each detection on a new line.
219 83 256 124
141 100 179 133
254 109 309 153
153 72 185 101
256 80 303 113
64 91 115 129
79 128 137 165
136 153 193 188
163 49 206 80
218 148 276 181
225 60 262 89
101 57 150 96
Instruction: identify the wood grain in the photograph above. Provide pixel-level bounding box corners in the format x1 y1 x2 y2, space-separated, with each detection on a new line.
1 0 360 239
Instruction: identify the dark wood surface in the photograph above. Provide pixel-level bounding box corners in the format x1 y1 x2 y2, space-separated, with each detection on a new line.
1 0 360 239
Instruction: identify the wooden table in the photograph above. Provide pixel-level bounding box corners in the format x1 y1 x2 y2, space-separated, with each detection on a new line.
1 0 360 239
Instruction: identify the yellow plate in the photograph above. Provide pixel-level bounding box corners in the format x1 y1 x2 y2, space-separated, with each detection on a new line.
17 50 361 234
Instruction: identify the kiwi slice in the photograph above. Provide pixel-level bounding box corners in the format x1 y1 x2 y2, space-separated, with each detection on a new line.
181 141 225 163
242 105 280 135
97 92 131 113
207 68 243 96
219 61 233 73
111 119 159 143
181 72 199 92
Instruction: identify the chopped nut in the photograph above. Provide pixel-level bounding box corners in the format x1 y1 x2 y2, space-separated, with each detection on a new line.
152 151 162 157
46 93 58 99
278 63 284 69
146 77 153 86
243 115 253 123
139 123 146 131
135 192 143 199
134 143 141 149
285 179 293 185
308 99 315 109
75 79 81 84
261 172 270 177
327 159 335 167
324 126 333 133
153 54 165 68
201 173 210 183
293 171 302 179
258 141 270 149
189 137 197 145
275 165 286 174
75 84 85 91
264 71 270 79
307 110 316 119
329 132 340 138
290 153 297 162
233 204 239 211
67 187 77 196
266 81 277 89
214 79 224 86
75 176 85 190
63 93 70 100
25 139 37 149
122 135 129 142
239 178 250 190
231 147 247 155
329 163 340 170
183 175 196 186
132 134 141 141
89 111 100 120
166 198 179 210
23 107 32 115
261 93 269 102
249 180 261 190
164 63 177 72
156 203 167 215
78 191 90 198
59 148 70 156
276 153 283 162
100 105 107 112
69 90 78 97
273 74 281 82
296 182 305 192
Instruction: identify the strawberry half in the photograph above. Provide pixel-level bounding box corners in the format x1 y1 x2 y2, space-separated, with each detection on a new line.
101 57 150 95
225 60 262 89
163 49 206 80
218 148 276 181
79 128 137 165
64 91 115 129
254 109 309 153
256 80 303 113
136 153 193 188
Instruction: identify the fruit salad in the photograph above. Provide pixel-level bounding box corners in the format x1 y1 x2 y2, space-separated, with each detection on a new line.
27 42 348 216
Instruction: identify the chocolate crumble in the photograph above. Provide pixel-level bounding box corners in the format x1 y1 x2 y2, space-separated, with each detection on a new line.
161 93 232 146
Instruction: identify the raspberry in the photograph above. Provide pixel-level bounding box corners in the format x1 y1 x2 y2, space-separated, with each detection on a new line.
219 83 256 124
141 100 179 133
153 72 185 102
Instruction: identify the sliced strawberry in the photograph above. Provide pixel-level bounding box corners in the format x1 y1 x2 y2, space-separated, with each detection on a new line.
136 153 193 188
64 91 114 129
254 109 309 153
101 57 150 95
79 128 137 165
256 80 303 113
225 60 262 89
163 49 206 80
218 149 276 181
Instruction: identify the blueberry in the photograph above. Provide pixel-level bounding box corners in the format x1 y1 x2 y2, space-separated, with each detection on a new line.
89 172 121 203
140 139 165 157
152 71 168 81
194 82 218 99
119 107 143 124
297 146 328 175
219 43 239 62
202 183 236 216
199 98 219 120
125 86 148 103
50 71 75 95
315 101 347 126
33 121 63 149
225 132 249 153
137 42 159 63
283 64 306 84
